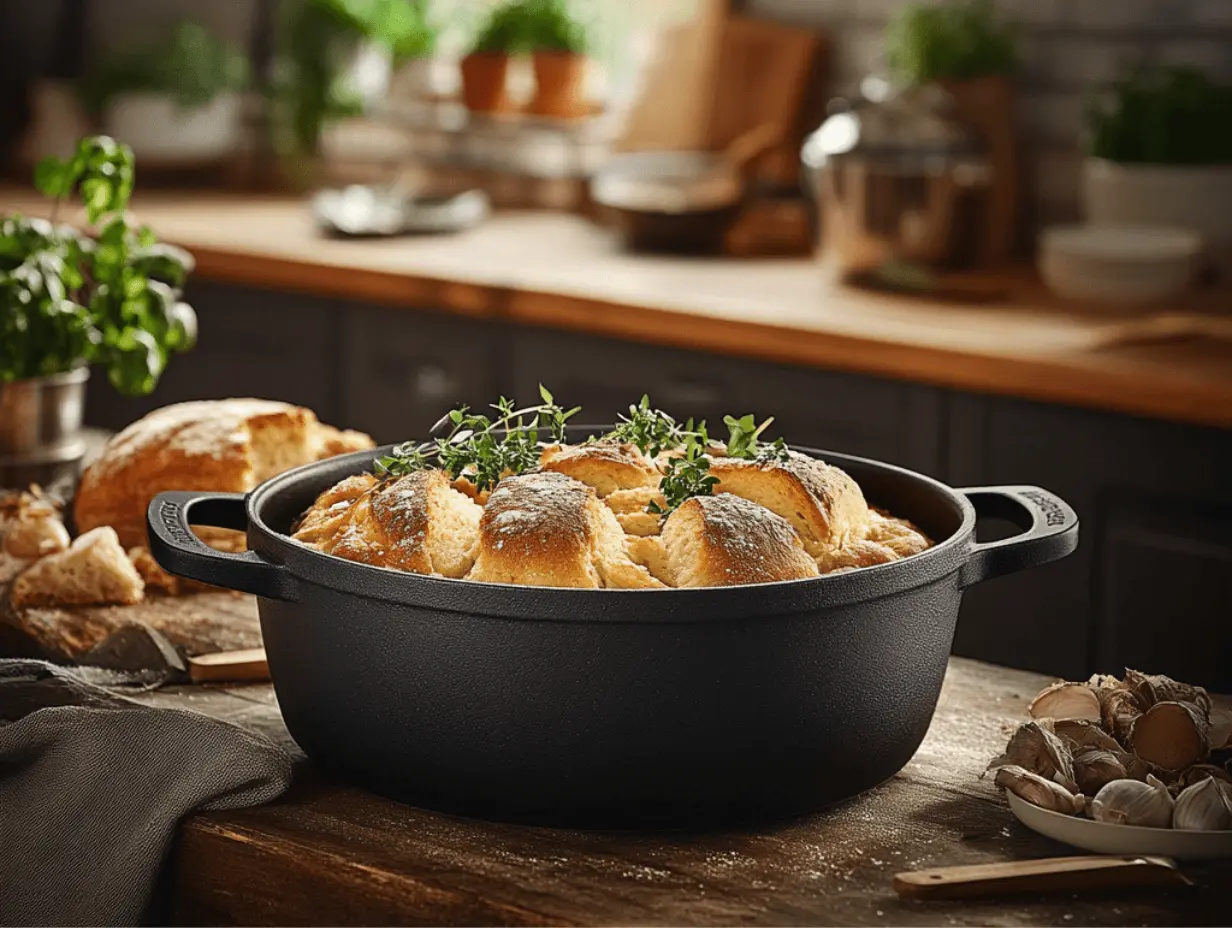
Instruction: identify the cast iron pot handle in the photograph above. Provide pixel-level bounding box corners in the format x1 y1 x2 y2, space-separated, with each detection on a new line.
146 491 298 602
958 485 1079 589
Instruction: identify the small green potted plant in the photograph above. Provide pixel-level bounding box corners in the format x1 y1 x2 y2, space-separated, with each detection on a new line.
1085 66 1232 270
80 22 249 165
460 1 527 114
0 137 197 474
884 0 1020 262
525 0 589 118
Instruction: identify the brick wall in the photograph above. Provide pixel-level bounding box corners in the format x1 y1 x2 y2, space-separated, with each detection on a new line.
745 0 1232 225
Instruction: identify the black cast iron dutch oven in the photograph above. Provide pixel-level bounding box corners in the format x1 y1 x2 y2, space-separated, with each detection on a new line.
147 438 1078 827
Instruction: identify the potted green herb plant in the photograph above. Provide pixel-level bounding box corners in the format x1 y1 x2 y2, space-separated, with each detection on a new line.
1085 66 1232 271
525 0 589 118
0 136 197 475
81 22 249 165
460 2 526 114
885 0 1020 263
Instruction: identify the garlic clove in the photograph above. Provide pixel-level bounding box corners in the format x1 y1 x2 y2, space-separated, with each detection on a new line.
1053 718 1122 754
1028 682 1101 721
1169 763 1232 794
1124 669 1211 717
995 764 1083 816
1173 776 1232 831
1209 707 1232 751
1131 701 1210 772
1090 774 1175 828
1072 748 1129 796
987 721 1077 792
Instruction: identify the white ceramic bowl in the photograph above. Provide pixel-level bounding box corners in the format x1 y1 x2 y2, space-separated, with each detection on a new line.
1039 224 1201 309
1007 792 1232 860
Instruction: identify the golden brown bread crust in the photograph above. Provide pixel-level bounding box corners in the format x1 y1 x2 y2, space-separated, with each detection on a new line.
293 470 481 578
74 399 374 550
538 441 661 497
814 538 899 574
662 494 819 587
866 511 932 558
709 452 869 556
468 472 662 588
11 526 144 608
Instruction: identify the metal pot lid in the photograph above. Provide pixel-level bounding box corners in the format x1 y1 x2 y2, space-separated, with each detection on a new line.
802 78 978 169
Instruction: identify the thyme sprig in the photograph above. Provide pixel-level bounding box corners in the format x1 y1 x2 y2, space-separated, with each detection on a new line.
373 384 581 492
604 394 686 456
649 428 719 515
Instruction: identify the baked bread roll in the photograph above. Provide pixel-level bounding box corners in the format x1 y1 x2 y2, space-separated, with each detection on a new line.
661 494 819 587
866 511 932 558
75 399 375 550
815 539 899 574
539 441 661 497
604 486 666 537
468 472 662 588
294 470 481 579
709 452 869 557
11 526 144 608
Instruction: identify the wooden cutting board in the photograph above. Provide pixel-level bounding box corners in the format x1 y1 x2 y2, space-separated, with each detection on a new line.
0 588 263 677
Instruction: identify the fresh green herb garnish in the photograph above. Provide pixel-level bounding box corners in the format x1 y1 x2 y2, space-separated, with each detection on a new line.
649 432 718 515
755 437 791 464
605 395 686 456
373 385 581 492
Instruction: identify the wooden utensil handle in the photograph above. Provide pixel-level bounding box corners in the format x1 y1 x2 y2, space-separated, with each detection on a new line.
188 647 270 684
894 856 1191 900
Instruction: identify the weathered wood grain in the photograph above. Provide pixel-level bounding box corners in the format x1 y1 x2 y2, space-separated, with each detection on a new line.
147 659 1232 926
0 590 261 669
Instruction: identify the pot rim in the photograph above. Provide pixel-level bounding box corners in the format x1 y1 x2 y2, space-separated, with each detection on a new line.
239 443 979 620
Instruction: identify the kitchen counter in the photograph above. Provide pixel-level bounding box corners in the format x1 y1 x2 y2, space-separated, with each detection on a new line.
3 189 1231 430
139 657 1229 926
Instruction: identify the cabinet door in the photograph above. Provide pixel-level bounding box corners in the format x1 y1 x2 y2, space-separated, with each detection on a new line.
948 394 1232 686
511 328 943 476
341 306 503 444
511 329 740 430
85 281 340 430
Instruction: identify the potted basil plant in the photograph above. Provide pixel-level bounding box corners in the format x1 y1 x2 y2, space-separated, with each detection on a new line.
1085 66 1232 273
0 136 197 477
80 22 249 165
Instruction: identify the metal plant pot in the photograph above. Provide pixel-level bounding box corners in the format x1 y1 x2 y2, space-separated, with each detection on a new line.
0 367 89 489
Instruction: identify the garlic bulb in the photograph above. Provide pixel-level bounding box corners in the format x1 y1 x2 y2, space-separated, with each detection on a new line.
994 765 1084 815
986 721 1076 792
1173 777 1232 831
1130 701 1209 771
1124 669 1211 715
1098 687 1144 745
1028 682 1101 721
1091 775 1174 828
1052 719 1121 754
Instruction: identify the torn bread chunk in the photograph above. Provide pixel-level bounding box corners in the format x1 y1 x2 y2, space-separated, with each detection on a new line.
11 527 144 608
709 451 869 557
293 470 481 579
604 486 666 537
467 472 662 588
815 539 899 574
539 441 661 497
865 511 932 558
661 494 819 588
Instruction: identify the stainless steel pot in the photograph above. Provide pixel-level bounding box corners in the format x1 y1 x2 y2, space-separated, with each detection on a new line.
0 368 89 488
802 81 992 284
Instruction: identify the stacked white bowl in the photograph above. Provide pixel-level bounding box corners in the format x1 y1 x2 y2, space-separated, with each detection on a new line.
1039 224 1203 309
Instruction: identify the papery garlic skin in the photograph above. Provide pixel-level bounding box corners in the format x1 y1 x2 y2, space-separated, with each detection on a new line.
1173 777 1232 831
1091 774 1174 828
995 764 1084 816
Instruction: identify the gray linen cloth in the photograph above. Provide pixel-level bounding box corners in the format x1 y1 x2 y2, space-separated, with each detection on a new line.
0 659 294 927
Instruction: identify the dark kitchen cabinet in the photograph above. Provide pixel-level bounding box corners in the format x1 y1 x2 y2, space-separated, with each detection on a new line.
340 306 506 444
511 328 944 474
86 281 341 431
947 394 1232 689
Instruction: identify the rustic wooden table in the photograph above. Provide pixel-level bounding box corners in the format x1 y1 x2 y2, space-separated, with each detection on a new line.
133 658 1229 926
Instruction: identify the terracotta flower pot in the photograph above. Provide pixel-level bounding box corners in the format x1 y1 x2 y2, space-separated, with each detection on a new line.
531 51 586 119
460 52 510 114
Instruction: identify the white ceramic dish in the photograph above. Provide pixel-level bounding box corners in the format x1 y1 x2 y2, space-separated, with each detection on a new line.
1038 224 1201 309
1007 791 1232 860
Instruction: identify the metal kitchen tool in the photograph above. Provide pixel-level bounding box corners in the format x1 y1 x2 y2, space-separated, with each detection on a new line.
895 855 1192 900
312 185 490 237
801 78 993 287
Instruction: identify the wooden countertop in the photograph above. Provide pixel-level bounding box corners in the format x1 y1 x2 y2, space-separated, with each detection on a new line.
137 657 1230 927
5 189 1232 430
